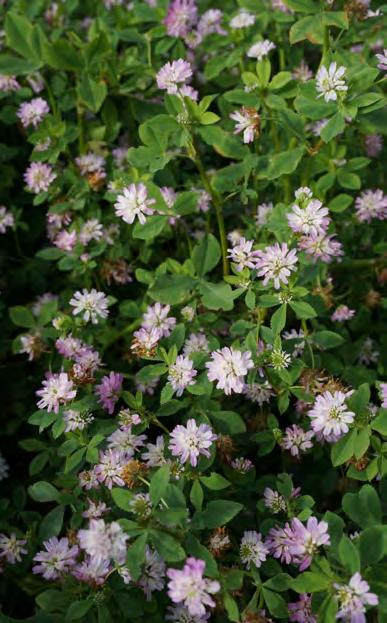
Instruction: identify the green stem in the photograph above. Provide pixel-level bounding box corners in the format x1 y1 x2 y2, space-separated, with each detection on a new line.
322 25 330 64
192 139 229 275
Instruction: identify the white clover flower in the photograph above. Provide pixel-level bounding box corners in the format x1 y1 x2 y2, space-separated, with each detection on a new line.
316 62 348 102
69 289 109 324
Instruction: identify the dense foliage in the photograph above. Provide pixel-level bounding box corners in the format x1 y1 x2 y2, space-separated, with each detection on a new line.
0 0 387 621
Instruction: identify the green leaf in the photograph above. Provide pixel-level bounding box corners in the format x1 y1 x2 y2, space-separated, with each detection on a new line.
65 600 93 621
342 485 381 528
208 410 246 434
199 500 243 529
328 194 353 213
190 480 204 511
270 304 287 335
313 330 344 349
149 275 196 305
133 215 168 240
126 532 148 581
338 536 360 574
0 54 40 75
337 170 361 190
149 465 170 505
358 527 385 566
40 505 65 540
149 530 185 562
371 409 387 435
262 588 288 618
322 11 348 29
200 473 231 490
223 593 240 622
321 112 346 143
270 71 292 90
77 75 107 113
354 428 370 460
283 0 318 11
5 12 42 61
185 533 219 577
192 234 221 276
290 301 317 319
331 429 356 467
289 15 323 45
111 488 133 511
28 481 59 503
9 306 35 328
347 384 370 415
199 281 234 311
267 147 305 180
290 572 330 593
43 40 81 71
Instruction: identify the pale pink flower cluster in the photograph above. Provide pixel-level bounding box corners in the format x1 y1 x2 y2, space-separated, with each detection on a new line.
169 419 217 467
335 573 378 623
281 425 314 457
331 305 356 322
308 390 355 443
96 372 123 414
255 242 298 289
168 355 197 396
355 189 387 223
206 346 254 394
227 236 260 271
36 372 76 413
266 516 330 570
0 206 14 233
114 182 156 225
78 519 128 566
247 39 276 61
24 162 56 194
167 557 220 617
230 108 260 144
33 537 78 580
0 75 20 92
156 59 194 97
17 97 49 128
69 288 109 324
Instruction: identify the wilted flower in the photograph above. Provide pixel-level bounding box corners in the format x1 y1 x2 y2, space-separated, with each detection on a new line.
288 594 316 623
292 61 313 82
